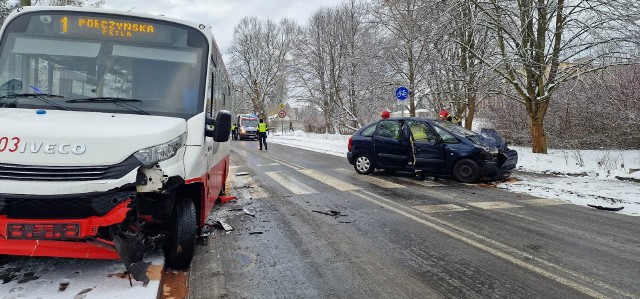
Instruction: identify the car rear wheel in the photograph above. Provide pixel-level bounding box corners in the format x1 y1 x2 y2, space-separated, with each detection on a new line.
354 154 375 175
164 197 197 270
453 159 480 183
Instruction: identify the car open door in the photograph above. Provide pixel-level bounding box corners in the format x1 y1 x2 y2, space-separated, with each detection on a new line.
373 120 411 168
407 120 445 173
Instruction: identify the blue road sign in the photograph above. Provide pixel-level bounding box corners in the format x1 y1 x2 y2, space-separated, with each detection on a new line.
396 86 409 101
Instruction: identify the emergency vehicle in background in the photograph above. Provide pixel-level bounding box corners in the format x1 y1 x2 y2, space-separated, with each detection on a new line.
234 113 259 140
0 6 233 275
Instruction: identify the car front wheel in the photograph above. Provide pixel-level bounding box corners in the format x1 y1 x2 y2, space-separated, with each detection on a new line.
453 159 480 183
354 154 375 175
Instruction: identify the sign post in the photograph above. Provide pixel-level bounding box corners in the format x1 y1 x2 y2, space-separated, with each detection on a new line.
278 109 286 135
396 86 409 117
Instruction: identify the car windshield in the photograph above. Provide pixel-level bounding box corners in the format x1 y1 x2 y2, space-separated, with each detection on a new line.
0 11 208 119
241 119 258 127
435 120 476 136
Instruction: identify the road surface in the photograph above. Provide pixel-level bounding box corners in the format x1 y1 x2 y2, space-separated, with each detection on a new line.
189 140 640 298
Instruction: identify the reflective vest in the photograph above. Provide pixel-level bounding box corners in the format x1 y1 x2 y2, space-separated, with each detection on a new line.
258 123 267 133
448 115 462 126
231 124 237 130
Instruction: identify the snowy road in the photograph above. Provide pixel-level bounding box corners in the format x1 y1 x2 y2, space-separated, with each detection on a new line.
188 140 640 298
2 133 638 299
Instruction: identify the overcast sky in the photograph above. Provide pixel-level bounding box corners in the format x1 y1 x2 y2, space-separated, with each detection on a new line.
102 0 344 56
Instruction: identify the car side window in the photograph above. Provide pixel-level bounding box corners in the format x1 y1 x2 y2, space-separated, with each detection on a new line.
360 124 377 137
408 121 438 143
433 125 459 143
375 120 401 139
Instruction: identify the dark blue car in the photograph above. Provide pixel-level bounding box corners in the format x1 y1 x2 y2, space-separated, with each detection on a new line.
347 118 518 183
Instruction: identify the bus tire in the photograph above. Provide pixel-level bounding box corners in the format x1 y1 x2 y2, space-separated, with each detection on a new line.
164 197 197 270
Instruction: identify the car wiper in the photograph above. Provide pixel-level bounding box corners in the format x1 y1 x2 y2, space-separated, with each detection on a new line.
66 97 142 103
0 89 69 111
66 97 148 115
0 93 64 100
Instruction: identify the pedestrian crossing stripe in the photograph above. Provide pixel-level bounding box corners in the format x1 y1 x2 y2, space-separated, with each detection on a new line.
257 163 280 167
333 168 405 189
468 201 523 210
266 171 318 195
414 204 469 213
298 169 361 191
520 198 566 206
231 173 269 199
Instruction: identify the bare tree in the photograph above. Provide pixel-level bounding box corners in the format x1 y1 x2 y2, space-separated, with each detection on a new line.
0 1 19 25
427 0 496 129
291 1 388 133
229 17 299 120
471 0 640 153
370 0 437 117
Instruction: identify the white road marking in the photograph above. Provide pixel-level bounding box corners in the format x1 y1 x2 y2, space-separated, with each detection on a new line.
395 176 446 187
231 173 269 199
257 163 280 167
414 204 469 213
333 168 405 189
266 172 318 195
298 169 361 191
521 198 567 206
262 154 301 170
468 201 523 210
352 189 630 298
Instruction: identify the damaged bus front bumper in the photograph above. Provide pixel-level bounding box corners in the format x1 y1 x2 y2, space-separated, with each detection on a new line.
0 199 131 259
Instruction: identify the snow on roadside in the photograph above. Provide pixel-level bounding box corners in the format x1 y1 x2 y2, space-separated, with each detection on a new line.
267 131 640 216
0 253 163 299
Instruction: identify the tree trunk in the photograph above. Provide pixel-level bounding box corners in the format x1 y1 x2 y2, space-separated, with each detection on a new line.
465 94 475 130
529 116 547 154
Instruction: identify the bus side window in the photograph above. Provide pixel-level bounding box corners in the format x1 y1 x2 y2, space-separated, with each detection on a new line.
209 71 215 117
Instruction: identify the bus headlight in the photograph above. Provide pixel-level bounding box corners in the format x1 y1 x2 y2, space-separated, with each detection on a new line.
134 133 186 167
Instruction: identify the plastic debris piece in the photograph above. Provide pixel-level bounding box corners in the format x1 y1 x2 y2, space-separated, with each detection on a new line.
587 204 624 211
243 208 256 217
312 210 348 218
212 220 234 231
218 195 237 203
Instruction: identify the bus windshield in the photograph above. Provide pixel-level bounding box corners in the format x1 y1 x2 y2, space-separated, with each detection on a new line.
0 11 208 119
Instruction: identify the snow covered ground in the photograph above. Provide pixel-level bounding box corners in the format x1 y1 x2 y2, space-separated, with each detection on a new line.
267 130 640 216
0 252 163 299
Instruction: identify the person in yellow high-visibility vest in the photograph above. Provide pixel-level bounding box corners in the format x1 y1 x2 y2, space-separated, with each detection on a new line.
258 118 268 150
231 123 237 140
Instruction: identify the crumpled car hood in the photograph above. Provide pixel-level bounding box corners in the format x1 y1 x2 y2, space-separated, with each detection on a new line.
471 129 507 150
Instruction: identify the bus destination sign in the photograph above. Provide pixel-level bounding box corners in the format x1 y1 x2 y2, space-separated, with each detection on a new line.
57 15 171 43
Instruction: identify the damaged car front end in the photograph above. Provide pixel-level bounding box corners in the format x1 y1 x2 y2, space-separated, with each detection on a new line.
468 128 519 180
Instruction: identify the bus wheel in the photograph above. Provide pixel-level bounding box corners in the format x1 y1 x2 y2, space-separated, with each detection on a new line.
164 197 197 270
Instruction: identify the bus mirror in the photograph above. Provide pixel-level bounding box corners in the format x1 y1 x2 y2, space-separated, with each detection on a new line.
205 111 232 142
